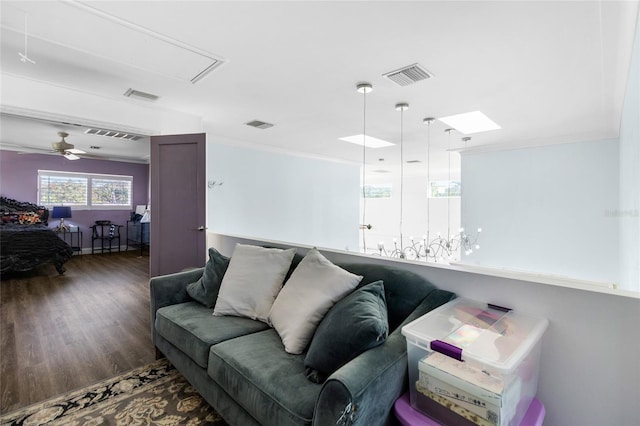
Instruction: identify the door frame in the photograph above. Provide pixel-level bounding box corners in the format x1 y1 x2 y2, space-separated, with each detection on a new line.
150 133 206 277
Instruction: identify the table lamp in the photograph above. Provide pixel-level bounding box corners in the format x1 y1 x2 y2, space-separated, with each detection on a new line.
51 206 72 231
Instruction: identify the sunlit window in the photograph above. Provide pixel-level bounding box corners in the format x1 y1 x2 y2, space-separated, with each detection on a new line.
38 170 132 210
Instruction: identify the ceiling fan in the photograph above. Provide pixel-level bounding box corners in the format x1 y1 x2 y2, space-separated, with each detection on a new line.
52 131 85 160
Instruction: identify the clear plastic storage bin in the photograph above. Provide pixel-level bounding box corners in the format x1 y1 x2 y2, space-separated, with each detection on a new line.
401 298 548 426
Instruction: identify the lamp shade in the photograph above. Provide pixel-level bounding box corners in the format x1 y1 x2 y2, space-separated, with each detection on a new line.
51 206 72 219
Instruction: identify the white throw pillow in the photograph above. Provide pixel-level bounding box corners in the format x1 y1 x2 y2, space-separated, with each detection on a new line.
213 244 296 323
268 248 363 354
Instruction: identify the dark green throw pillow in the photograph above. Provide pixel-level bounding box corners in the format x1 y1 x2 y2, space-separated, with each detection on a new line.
186 247 230 308
304 280 388 384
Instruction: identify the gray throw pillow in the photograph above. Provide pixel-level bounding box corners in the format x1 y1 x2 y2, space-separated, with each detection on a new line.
186 247 230 307
268 248 363 354
213 244 296 323
304 280 389 383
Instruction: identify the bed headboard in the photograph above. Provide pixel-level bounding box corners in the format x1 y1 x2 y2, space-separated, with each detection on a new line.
0 197 49 225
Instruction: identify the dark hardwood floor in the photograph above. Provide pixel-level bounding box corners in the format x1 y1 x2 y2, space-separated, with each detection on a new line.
0 251 156 414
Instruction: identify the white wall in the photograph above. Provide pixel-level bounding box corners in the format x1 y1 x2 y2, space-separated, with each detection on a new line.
619 14 640 291
206 140 359 251
209 233 639 426
461 139 620 285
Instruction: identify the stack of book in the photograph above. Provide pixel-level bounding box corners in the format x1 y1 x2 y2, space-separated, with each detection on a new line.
416 352 522 426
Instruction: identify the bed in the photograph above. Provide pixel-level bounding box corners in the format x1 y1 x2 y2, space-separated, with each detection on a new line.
0 197 73 275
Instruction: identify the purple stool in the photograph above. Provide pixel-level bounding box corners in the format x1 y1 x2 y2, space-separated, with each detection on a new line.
394 393 545 426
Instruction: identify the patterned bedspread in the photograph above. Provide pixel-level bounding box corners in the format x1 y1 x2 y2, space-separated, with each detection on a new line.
0 223 73 274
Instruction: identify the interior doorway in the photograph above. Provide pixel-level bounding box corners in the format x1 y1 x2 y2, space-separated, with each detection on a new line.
149 133 206 277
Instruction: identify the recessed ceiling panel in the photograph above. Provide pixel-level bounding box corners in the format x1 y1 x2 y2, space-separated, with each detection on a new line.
0 1 224 83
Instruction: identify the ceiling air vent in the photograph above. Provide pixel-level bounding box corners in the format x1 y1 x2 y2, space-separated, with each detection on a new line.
383 63 433 86
85 128 144 141
245 120 274 130
123 88 160 102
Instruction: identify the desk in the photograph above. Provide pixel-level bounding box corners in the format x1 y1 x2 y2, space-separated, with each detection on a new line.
126 220 149 255
55 228 82 255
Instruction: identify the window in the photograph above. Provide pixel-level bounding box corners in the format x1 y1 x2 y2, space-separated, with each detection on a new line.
362 184 392 198
429 180 461 198
38 170 133 210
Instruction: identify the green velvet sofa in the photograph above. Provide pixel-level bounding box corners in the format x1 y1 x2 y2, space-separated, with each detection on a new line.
150 256 455 426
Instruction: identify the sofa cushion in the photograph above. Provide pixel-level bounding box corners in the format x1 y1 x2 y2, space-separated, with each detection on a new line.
304 280 389 384
268 248 363 354
186 247 230 308
156 301 269 368
214 244 296 323
208 329 321 426
335 263 440 332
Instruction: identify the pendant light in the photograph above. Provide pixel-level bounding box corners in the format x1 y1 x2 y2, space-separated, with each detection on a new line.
445 128 454 246
357 83 373 253
458 136 482 256
395 102 409 257
423 117 435 260
436 129 482 262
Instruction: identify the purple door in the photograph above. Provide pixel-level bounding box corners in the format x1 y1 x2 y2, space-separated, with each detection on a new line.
150 133 206 277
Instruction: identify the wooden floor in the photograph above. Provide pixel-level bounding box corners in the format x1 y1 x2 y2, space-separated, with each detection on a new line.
0 252 156 414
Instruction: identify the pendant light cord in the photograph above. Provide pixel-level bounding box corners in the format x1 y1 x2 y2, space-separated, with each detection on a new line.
361 89 368 253
426 121 431 241
447 129 452 241
399 108 404 249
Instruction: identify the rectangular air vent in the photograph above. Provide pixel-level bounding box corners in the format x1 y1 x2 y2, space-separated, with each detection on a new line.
123 88 159 102
383 63 433 86
245 120 274 130
85 128 144 141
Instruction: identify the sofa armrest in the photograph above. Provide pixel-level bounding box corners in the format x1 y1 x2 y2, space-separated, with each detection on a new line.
313 331 407 426
312 289 455 426
149 268 204 345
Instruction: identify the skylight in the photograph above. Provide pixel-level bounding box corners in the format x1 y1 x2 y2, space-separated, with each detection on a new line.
339 134 395 148
437 111 501 134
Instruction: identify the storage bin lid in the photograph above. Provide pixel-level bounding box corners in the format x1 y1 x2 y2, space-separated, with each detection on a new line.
402 298 548 373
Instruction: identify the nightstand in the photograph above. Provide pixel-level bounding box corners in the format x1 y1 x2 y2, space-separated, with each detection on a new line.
55 227 83 255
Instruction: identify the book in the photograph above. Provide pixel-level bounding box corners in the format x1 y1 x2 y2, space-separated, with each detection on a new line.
419 353 504 404
415 382 497 426
419 374 502 423
419 353 524 416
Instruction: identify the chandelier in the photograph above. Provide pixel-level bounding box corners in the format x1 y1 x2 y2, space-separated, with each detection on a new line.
376 118 481 263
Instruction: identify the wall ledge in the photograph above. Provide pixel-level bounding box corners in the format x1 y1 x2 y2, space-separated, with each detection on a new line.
208 232 639 300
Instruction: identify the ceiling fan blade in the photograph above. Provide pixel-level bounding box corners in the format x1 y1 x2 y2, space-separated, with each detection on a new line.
66 148 86 154
64 153 81 160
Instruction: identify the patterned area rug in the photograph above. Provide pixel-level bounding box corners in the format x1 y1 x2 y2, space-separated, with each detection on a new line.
0 359 227 425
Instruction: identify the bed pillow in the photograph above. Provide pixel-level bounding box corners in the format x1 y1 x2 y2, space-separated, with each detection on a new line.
304 280 388 383
1 211 43 225
268 248 363 354
186 247 230 308
213 244 296 323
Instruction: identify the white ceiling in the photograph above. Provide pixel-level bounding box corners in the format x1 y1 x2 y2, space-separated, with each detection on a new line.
0 1 638 170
